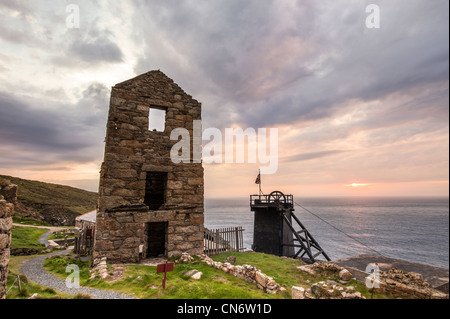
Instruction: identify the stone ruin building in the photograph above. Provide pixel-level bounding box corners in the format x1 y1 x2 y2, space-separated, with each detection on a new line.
93 70 204 264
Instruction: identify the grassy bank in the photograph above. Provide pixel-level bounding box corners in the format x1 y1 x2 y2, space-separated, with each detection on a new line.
1 174 97 226
10 225 48 250
41 251 393 299
43 254 278 299
6 255 90 299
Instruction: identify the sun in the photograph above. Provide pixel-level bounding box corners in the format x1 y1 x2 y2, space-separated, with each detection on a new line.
345 183 372 187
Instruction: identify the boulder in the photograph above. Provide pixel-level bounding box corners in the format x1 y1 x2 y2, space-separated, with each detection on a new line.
339 269 353 281
311 283 324 298
292 286 306 299
183 269 202 280
225 256 237 265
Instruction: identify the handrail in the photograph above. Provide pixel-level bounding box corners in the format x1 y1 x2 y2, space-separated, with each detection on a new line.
250 194 294 206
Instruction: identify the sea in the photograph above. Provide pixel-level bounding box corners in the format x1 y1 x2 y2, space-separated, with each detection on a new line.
204 196 449 269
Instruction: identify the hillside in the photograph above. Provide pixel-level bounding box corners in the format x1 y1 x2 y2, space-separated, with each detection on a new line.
0 175 98 226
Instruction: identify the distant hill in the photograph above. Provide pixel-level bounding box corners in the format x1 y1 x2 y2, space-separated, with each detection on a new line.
0 175 98 226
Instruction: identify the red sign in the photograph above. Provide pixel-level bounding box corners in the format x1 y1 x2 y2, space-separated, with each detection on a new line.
156 261 174 289
157 262 174 274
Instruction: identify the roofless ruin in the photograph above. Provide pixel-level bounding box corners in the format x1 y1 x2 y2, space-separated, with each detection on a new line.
93 70 204 264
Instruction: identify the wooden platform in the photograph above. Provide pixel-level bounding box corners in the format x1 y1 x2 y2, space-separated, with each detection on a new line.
333 254 449 293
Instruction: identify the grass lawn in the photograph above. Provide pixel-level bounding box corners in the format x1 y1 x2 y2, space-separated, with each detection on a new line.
40 251 395 299
43 254 277 299
10 225 48 250
12 215 52 227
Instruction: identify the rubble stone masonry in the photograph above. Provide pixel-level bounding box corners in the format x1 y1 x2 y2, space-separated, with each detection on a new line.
93 71 204 264
0 185 16 299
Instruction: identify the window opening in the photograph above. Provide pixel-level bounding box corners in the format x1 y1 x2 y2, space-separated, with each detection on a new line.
145 172 167 210
149 107 166 132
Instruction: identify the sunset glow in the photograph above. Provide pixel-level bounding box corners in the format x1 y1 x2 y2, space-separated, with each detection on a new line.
0 1 448 198
345 183 372 188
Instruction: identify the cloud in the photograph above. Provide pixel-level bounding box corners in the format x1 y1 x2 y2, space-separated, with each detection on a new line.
0 83 109 168
0 0 447 196
282 150 350 163
129 0 448 131
0 0 32 13
69 27 124 64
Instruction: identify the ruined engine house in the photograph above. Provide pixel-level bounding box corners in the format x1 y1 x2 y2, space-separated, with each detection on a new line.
93 70 204 264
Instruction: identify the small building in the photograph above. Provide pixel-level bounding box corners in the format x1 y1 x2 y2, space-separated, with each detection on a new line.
75 209 97 229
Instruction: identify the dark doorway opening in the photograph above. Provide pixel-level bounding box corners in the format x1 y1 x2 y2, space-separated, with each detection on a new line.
145 172 167 210
145 222 167 257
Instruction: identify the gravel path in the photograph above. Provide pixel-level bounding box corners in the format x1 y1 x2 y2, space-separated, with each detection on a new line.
20 250 136 299
38 230 53 247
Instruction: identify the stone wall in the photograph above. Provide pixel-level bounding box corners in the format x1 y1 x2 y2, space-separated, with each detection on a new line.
94 70 204 264
0 184 16 299
0 183 17 204
199 255 284 294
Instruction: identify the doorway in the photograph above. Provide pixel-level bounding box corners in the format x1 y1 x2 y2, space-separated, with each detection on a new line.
145 222 167 257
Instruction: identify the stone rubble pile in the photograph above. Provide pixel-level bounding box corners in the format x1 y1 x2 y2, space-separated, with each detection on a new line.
376 268 448 299
295 261 366 299
176 252 195 263
89 257 109 280
297 261 354 283
199 254 284 294
297 260 449 299
293 281 365 299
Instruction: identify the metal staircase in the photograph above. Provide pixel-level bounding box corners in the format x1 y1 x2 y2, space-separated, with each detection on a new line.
281 209 330 262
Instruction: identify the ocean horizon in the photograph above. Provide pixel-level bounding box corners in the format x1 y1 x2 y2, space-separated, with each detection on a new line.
204 196 449 269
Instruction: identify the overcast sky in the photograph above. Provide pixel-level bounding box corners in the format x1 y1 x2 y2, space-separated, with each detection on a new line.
0 0 448 198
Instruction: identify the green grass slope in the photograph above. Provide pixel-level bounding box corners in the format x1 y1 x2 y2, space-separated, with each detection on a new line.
1 174 98 226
